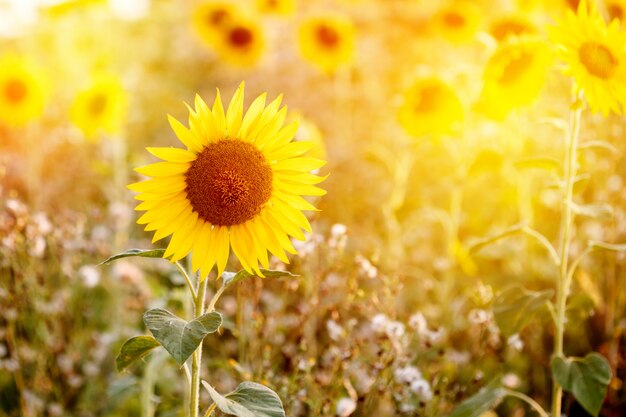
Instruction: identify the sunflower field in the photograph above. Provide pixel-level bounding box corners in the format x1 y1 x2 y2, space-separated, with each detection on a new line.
1 0 626 416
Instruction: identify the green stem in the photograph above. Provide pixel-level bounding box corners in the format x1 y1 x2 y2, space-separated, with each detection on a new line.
551 99 582 417
190 277 208 417
207 283 226 312
505 390 550 417
203 403 217 417
176 261 197 299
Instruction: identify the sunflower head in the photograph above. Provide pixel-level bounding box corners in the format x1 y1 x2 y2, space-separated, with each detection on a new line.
256 0 295 16
129 83 326 279
71 75 128 139
489 14 537 42
214 18 265 67
298 15 355 74
549 0 626 115
476 38 551 119
0 55 46 126
605 0 626 23
192 2 239 46
434 2 482 43
398 77 464 138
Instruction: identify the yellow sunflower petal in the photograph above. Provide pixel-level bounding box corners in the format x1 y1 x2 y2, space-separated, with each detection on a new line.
226 82 245 137
146 147 197 163
168 114 203 153
212 88 226 133
214 226 231 277
272 157 326 172
135 162 191 177
239 92 267 139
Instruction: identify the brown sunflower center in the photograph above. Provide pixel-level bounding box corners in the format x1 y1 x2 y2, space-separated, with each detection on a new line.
442 12 466 28
490 21 531 41
184 139 273 226
88 93 108 117
578 41 618 79
229 26 253 48
4 79 27 103
414 84 445 113
499 51 534 85
316 25 340 48
207 9 228 26
607 3 624 21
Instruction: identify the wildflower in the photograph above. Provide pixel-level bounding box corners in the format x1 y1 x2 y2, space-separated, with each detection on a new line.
70 74 127 139
410 379 433 401
215 18 265 67
78 265 101 288
298 15 355 73
434 1 482 43
326 319 346 341
398 77 463 137
336 397 356 416
507 334 524 351
0 55 46 126
549 0 626 114
476 38 551 119
371 313 389 334
408 312 428 335
394 365 422 384
130 83 326 278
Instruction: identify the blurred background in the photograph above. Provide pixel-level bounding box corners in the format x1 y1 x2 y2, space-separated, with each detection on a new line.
0 0 625 416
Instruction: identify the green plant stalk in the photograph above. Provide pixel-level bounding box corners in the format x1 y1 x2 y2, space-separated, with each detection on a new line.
190 277 208 417
551 101 582 417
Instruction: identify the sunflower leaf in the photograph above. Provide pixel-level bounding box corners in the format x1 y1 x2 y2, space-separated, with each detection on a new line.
116 336 161 372
222 269 299 287
100 248 166 265
551 353 612 417
143 309 222 365
202 381 286 417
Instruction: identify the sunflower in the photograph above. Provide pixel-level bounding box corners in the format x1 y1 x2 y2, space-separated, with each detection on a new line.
398 77 464 138
256 0 295 15
298 15 355 73
476 38 551 119
214 18 265 67
549 0 626 114
71 75 128 139
489 14 537 42
0 55 46 126
129 83 326 279
605 0 626 23
192 2 239 47
434 2 482 43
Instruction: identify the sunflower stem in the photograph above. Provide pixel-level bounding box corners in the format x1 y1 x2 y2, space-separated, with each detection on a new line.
176 261 197 300
190 276 208 417
551 96 582 417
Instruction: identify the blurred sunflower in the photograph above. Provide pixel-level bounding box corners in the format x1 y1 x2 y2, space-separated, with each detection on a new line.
215 18 265 67
476 38 551 119
605 0 626 23
434 2 482 43
0 55 46 126
398 77 463 138
256 0 294 15
550 0 626 114
192 2 238 46
489 14 537 42
71 75 128 139
129 83 326 278
290 111 326 161
298 15 355 73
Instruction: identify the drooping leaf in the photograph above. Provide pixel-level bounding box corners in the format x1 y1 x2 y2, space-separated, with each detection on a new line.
468 224 525 255
572 203 613 220
493 286 554 337
588 241 626 252
449 380 507 417
551 353 612 417
100 248 166 265
116 335 161 372
222 269 298 287
202 381 286 417
143 309 222 364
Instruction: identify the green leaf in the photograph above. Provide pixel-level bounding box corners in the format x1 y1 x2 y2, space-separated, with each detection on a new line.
202 381 286 417
551 353 612 417
572 203 613 220
493 286 554 337
143 309 222 365
449 380 507 417
100 248 166 265
116 335 161 372
588 241 626 252
514 156 560 171
222 269 299 287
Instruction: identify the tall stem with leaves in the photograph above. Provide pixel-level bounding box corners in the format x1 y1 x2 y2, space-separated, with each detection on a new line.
551 97 583 417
